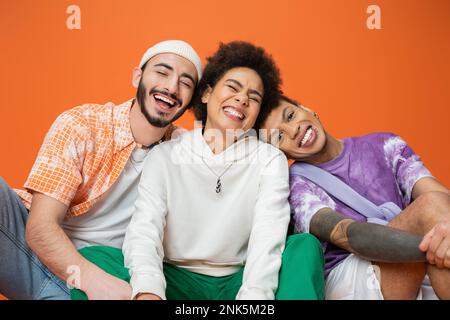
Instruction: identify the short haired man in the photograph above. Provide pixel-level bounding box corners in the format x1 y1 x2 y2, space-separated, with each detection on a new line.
0 40 202 300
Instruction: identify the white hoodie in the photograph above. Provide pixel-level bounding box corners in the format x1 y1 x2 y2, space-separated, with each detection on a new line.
123 128 290 300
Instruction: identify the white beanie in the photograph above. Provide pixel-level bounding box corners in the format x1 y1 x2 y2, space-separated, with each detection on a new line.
138 40 202 81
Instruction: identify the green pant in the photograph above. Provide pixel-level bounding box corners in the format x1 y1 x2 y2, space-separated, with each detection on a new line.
71 233 325 300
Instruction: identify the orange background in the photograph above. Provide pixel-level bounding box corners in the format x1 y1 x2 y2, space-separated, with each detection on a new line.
0 0 449 189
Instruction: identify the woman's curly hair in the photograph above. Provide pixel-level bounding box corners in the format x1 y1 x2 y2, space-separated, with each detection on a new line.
191 41 282 130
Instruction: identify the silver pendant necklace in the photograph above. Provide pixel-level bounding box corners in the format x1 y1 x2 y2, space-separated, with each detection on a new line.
201 157 235 194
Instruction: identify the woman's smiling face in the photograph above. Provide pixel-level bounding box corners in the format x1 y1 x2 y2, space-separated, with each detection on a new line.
202 67 264 133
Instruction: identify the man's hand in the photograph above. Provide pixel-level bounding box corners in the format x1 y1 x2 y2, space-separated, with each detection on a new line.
136 293 162 300
81 265 133 300
419 220 450 269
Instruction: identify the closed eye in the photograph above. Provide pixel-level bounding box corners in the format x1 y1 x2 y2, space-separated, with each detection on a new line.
226 85 237 92
180 80 192 88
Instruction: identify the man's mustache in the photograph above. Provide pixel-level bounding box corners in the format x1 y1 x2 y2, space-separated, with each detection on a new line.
149 88 183 107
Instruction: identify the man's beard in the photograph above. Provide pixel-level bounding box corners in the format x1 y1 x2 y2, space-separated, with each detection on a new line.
136 80 187 128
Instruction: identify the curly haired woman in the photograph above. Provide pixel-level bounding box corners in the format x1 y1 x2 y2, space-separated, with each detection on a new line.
72 42 325 300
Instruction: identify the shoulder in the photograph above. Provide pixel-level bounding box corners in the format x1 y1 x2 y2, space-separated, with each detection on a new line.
255 139 288 164
146 128 193 164
46 105 96 140
157 127 192 150
349 132 408 156
55 101 118 133
350 132 400 145
70 101 116 120
368 132 413 162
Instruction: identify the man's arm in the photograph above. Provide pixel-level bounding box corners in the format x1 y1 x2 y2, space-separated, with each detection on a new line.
310 208 426 263
25 193 132 300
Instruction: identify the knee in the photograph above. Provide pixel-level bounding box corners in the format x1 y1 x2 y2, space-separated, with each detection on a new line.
285 233 324 261
288 233 322 247
0 176 12 199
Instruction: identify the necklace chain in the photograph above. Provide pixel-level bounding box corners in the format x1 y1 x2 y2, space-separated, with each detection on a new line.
201 156 235 194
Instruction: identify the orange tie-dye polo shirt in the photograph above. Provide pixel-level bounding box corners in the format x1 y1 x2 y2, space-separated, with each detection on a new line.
15 99 174 218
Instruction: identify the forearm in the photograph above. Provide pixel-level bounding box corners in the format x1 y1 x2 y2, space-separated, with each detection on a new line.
346 221 426 262
236 154 290 299
122 194 167 299
123 219 166 299
237 226 287 300
26 220 103 291
237 203 290 299
122 153 169 299
311 208 426 263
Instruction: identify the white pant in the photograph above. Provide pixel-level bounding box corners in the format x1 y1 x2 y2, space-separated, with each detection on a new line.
325 254 438 300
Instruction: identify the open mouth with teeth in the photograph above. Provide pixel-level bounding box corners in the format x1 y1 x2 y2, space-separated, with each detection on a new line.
153 94 177 112
297 125 317 148
223 106 246 122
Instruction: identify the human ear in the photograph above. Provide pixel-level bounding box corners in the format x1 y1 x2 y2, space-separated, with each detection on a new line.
201 85 213 104
131 67 142 89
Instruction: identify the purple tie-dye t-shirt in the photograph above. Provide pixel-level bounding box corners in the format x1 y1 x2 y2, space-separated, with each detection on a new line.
288 132 433 277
